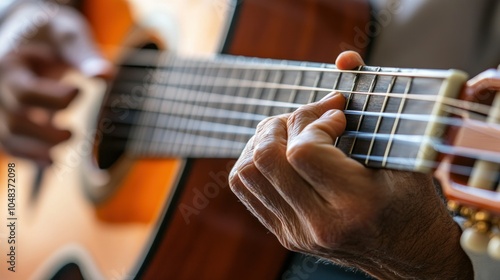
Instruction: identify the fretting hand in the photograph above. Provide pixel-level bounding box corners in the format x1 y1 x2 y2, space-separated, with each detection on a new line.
229 51 473 279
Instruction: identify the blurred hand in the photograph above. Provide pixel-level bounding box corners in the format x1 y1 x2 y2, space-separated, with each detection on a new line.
229 51 473 279
0 2 113 166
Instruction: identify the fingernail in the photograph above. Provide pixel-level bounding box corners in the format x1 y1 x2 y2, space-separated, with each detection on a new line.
351 52 365 67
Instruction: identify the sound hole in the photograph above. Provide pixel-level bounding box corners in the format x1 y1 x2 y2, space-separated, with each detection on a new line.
96 43 159 169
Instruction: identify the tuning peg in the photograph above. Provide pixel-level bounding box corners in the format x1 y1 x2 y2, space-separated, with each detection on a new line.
461 227 489 253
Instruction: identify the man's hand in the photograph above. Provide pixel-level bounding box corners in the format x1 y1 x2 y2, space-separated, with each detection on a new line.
229 51 473 279
0 2 112 166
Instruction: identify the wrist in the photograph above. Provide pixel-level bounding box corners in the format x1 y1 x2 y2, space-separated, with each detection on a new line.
363 202 473 279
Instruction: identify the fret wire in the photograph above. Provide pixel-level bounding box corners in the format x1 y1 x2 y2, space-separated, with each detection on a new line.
262 69 284 117
242 68 268 130
148 130 248 155
289 68 304 116
142 54 173 156
307 67 324 104
108 100 467 133
348 67 381 156
143 56 180 155
153 56 179 155
382 77 414 167
124 68 491 115
192 60 224 156
142 72 451 106
200 60 226 154
150 56 178 156
287 64 305 108
106 105 452 149
365 75 397 165
231 66 267 152
339 66 361 153
333 71 343 148
109 81 456 127
181 59 214 156
131 52 173 156
213 64 239 155
231 62 255 147
150 65 444 99
221 64 241 154
344 66 363 110
165 58 199 156
117 70 451 106
120 56 454 161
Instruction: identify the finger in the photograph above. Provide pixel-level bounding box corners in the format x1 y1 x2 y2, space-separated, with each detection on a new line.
237 142 297 222
0 44 79 110
335 51 365 70
0 135 53 166
229 138 283 233
287 92 345 140
49 6 114 78
251 116 323 217
5 110 71 145
286 109 372 199
7 74 79 110
231 169 310 253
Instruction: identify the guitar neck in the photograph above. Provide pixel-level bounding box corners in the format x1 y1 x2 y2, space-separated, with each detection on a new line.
104 51 468 173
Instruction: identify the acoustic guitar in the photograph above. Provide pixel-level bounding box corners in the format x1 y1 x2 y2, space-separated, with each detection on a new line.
0 0 499 279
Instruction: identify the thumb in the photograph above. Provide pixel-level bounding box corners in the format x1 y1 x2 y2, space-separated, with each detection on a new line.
49 6 114 78
335 51 365 70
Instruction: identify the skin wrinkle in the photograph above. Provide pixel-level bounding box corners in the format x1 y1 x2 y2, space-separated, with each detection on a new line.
229 170 282 238
366 173 464 279
229 51 475 279
238 167 291 221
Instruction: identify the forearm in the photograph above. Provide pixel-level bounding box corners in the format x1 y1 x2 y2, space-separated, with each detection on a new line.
366 214 471 279
338 188 473 279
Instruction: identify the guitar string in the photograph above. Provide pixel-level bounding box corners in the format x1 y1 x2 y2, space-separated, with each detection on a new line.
114 68 493 116
106 46 492 115
111 47 455 79
93 48 500 177
105 92 469 126
103 92 500 177
128 131 500 180
99 126 500 181
106 69 498 160
117 49 492 117
105 84 490 131
106 57 496 140
103 99 500 166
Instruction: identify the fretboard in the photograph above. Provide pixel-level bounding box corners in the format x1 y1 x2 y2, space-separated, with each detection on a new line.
101 51 467 172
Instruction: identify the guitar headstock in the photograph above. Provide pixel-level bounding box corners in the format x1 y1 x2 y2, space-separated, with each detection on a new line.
434 68 500 260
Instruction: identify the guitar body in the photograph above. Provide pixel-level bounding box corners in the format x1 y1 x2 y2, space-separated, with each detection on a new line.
0 0 370 279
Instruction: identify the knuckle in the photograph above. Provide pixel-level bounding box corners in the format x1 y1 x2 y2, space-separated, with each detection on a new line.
286 141 316 166
228 170 244 196
252 119 286 172
253 140 282 172
255 116 276 134
287 104 319 127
